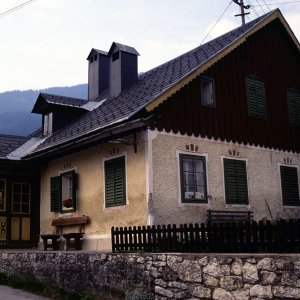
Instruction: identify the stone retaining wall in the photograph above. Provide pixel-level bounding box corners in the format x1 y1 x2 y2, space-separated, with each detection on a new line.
0 251 300 299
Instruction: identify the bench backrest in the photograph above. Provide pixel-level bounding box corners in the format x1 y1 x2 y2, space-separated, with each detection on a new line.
207 210 253 223
52 216 89 233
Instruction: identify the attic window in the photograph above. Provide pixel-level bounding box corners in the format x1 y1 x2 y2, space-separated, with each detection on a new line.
287 88 300 128
201 76 216 107
112 51 120 62
90 56 94 63
94 54 98 61
245 75 267 119
43 112 53 135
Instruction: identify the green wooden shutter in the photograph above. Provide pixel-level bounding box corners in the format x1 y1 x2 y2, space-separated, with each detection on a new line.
280 166 300 206
105 157 126 207
245 76 266 119
287 89 300 128
224 158 248 204
50 176 61 212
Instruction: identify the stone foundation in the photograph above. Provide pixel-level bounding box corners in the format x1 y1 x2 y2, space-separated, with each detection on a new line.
0 252 300 299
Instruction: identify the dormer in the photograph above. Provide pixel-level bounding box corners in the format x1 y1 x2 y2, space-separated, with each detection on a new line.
107 42 139 97
31 93 87 136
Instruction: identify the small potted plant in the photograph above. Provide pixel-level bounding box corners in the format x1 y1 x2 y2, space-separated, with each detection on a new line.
63 198 73 208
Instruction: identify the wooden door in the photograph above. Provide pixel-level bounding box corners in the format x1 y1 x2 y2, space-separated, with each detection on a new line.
10 182 31 242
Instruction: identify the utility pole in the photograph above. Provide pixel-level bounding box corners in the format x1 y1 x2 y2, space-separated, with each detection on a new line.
233 0 250 25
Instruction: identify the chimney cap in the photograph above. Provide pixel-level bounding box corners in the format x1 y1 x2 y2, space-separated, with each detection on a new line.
108 42 140 56
87 48 108 60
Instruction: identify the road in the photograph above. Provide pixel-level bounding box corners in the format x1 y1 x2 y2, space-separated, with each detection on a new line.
0 285 51 300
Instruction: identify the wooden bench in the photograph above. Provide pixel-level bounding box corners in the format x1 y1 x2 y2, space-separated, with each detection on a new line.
40 216 89 251
207 210 253 223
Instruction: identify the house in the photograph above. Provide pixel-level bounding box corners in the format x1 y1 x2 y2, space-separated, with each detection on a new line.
0 9 299 250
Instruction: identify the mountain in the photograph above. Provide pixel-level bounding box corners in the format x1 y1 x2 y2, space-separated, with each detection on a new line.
0 84 88 136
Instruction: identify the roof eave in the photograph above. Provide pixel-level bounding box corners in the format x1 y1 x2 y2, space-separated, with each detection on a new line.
24 116 155 160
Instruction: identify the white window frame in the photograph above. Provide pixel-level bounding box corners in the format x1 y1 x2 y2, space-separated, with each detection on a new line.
201 76 216 107
43 112 53 135
177 150 210 206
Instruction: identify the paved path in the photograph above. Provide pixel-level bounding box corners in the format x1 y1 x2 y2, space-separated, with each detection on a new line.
0 285 52 300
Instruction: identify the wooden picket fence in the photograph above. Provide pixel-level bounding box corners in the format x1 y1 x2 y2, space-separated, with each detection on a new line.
111 219 300 253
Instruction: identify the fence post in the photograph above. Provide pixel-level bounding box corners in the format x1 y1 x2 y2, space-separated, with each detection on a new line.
137 226 142 251
111 226 115 253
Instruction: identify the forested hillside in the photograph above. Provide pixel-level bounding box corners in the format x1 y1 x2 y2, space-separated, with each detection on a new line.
0 84 87 136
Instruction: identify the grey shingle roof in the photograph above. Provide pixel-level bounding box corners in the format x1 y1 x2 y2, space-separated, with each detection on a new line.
0 134 29 158
30 11 276 155
31 93 87 113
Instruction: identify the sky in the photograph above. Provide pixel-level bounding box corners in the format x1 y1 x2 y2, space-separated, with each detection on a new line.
0 0 300 93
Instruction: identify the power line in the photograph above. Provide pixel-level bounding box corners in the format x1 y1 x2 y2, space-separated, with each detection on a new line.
261 0 271 11
254 0 266 13
0 0 37 19
200 1 233 45
246 0 260 17
251 0 300 5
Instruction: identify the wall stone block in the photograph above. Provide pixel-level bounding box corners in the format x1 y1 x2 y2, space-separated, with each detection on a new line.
203 274 219 287
231 258 243 275
261 271 277 285
203 258 223 277
257 258 276 271
220 276 243 290
273 285 300 299
242 262 259 283
212 288 235 300
250 284 272 298
191 284 211 298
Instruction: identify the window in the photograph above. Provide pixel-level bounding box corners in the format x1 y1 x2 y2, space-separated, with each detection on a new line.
224 158 248 205
287 89 300 128
105 156 126 207
112 51 120 62
12 183 31 214
280 166 300 206
180 154 207 203
43 112 53 135
50 171 77 213
245 75 266 119
0 179 6 211
201 76 216 107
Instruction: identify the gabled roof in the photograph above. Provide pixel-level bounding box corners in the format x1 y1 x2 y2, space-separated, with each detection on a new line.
0 134 29 158
26 9 299 158
107 42 140 56
87 48 108 60
31 93 87 114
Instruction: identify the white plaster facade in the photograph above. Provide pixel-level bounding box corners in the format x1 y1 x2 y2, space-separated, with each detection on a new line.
39 133 148 250
149 129 300 225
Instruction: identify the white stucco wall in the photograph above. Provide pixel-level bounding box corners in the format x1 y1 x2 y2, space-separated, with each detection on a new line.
39 132 148 250
150 129 300 225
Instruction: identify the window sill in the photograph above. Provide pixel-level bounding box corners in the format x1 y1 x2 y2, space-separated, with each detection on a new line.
105 203 127 209
181 200 208 205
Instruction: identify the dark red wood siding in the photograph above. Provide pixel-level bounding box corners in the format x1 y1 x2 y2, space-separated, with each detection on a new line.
152 20 300 152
